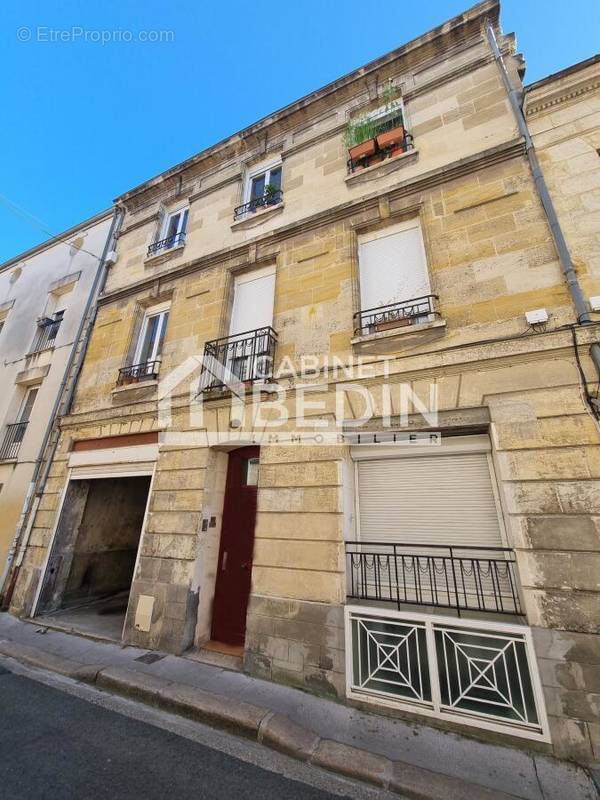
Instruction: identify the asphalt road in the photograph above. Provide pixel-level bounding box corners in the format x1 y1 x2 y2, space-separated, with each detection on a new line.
0 663 358 800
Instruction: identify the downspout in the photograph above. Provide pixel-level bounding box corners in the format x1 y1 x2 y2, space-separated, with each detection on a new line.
0 206 123 607
486 23 600 380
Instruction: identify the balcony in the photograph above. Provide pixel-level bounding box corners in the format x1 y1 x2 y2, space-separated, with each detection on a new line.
345 541 522 617
0 421 28 461
234 189 283 221
117 360 161 386
200 326 277 393
29 316 62 354
147 232 186 258
354 294 439 337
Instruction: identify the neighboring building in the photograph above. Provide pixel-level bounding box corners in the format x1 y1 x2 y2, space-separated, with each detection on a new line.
7 1 600 766
0 210 114 598
525 55 600 318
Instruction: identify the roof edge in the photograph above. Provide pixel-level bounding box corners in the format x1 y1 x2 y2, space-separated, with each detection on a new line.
116 0 500 204
525 53 600 93
0 206 113 274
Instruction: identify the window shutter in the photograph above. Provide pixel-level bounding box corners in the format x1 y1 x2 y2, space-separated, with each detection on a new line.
229 267 276 336
357 452 503 548
358 222 430 310
154 205 166 243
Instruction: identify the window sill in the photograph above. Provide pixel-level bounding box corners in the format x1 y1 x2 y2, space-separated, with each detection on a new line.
345 148 418 186
352 318 446 352
112 379 158 402
230 202 284 231
144 243 185 266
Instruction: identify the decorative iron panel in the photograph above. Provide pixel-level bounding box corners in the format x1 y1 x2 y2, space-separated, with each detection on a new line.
346 607 548 740
435 625 539 727
351 614 431 705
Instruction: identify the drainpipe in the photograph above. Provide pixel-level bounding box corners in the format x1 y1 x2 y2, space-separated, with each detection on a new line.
0 206 124 607
486 23 600 380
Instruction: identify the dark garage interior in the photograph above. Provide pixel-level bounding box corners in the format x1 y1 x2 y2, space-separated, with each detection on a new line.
37 475 151 640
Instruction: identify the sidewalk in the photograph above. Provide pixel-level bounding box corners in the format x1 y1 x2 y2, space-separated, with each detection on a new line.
0 613 597 800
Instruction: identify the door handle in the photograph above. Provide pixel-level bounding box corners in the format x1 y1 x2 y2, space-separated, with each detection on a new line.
241 561 249 570
221 551 228 571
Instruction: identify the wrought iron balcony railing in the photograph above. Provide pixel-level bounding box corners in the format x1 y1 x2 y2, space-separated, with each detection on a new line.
200 326 277 392
29 317 62 354
0 421 28 461
117 360 161 386
354 294 439 336
147 231 186 257
346 541 522 617
234 189 283 220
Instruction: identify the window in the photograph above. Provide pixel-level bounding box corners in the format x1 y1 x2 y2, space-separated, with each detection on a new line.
355 219 435 335
119 305 169 385
227 267 276 381
30 310 64 353
236 162 282 219
229 266 276 337
148 207 189 256
244 458 260 486
0 387 39 461
346 98 412 173
18 387 38 424
135 306 169 366
348 435 518 617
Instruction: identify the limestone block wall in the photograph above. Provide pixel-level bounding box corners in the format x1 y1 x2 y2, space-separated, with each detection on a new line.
526 58 600 294
244 444 347 695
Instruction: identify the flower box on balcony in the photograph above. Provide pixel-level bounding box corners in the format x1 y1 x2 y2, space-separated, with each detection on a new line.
348 137 377 162
375 317 411 332
376 125 405 151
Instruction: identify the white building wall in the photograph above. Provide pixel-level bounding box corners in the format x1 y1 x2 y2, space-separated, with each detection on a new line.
0 211 113 574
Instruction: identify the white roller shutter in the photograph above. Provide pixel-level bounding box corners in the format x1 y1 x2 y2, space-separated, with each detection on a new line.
357 452 503 548
358 221 430 310
229 266 276 336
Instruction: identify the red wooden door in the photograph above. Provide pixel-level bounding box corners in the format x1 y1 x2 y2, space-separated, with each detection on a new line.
211 446 260 645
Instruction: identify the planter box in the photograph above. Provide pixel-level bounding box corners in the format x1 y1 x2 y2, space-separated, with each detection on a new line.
348 138 377 161
375 317 411 332
376 126 405 150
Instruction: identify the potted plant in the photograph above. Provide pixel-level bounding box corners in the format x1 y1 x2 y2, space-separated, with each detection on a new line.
344 116 378 163
376 122 406 152
375 81 405 153
263 183 280 207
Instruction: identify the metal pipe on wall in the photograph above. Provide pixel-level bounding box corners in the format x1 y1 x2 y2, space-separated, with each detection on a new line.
485 23 600 381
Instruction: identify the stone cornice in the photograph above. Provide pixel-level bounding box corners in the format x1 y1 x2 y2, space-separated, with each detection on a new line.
525 76 600 117
99 138 526 307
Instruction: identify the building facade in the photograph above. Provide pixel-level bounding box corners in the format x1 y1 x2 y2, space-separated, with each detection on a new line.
7 1 600 766
0 210 114 598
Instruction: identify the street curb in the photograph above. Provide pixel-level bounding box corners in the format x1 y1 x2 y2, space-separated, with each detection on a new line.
0 638 521 800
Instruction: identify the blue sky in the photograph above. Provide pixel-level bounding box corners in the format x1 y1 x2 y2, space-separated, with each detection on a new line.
1 0 599 262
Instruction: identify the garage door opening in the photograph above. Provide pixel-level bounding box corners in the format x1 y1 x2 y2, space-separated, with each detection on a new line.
35 475 151 641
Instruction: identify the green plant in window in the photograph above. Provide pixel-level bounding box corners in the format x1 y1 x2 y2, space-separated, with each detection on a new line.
264 183 279 205
343 116 379 149
382 79 400 112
